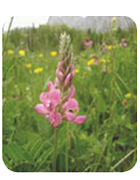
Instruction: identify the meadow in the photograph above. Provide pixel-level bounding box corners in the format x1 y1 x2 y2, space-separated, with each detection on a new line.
2 19 137 172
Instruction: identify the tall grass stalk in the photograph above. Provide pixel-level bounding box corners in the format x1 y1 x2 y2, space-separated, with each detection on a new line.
2 17 14 55
110 149 137 172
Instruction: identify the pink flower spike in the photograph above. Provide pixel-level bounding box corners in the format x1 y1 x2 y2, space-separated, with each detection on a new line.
48 81 54 91
34 104 48 115
63 98 79 113
39 92 48 103
69 85 76 98
48 89 61 106
74 116 87 125
49 111 62 127
65 111 76 122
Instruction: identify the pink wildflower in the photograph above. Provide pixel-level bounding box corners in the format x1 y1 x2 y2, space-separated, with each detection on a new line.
63 98 79 113
103 45 108 51
34 32 87 128
49 111 62 128
84 40 93 47
93 61 99 66
119 39 128 47
90 54 98 59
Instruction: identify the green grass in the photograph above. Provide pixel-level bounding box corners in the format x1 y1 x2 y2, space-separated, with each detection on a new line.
2 26 137 172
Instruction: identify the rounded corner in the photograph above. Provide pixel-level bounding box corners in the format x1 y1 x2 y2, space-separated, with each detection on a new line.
2 157 16 173
122 158 137 173
123 16 137 29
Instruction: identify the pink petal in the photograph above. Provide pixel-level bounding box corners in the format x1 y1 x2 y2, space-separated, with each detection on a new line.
34 104 48 115
54 77 60 87
65 111 76 122
66 66 70 74
39 92 48 103
48 89 61 105
63 98 79 113
93 61 99 66
48 81 54 91
64 71 75 86
69 85 76 98
56 69 64 81
74 116 87 125
49 111 62 127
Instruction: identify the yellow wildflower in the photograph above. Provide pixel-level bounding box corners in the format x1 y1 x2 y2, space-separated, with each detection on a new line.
50 51 57 57
75 69 79 73
125 93 131 99
19 50 26 56
100 59 106 64
87 59 95 66
25 63 32 68
7 50 14 55
107 45 116 50
38 53 44 58
34 67 43 74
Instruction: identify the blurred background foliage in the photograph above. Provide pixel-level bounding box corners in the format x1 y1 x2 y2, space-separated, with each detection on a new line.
3 23 137 54
2 21 137 172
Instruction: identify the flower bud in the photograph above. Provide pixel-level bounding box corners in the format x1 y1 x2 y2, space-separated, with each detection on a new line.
64 71 75 86
56 69 64 81
58 61 64 72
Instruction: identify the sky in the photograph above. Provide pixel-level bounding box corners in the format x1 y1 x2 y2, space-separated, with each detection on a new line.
2 16 50 31
2 16 87 32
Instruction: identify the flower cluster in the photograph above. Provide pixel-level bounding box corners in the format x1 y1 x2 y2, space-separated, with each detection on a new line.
34 32 86 128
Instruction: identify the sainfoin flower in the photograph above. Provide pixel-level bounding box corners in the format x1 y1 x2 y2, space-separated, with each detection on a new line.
119 39 128 47
84 40 93 47
34 33 86 128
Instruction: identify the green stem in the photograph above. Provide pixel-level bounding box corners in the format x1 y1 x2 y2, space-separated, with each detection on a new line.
53 128 58 172
66 122 69 172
